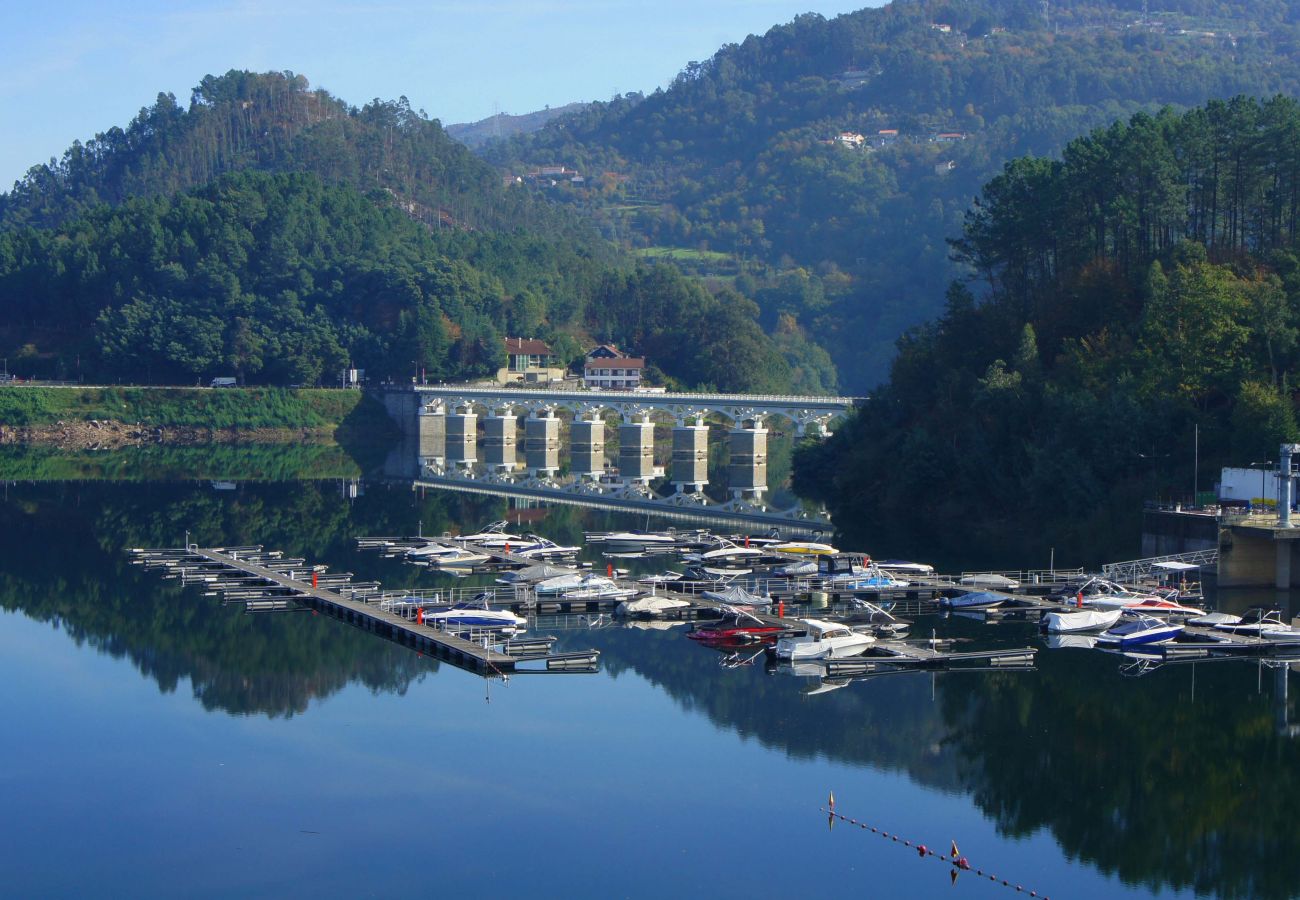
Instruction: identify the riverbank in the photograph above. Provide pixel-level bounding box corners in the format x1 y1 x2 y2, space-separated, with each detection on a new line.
0 386 397 451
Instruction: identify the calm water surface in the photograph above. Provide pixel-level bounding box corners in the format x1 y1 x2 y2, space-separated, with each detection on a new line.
1 479 1297 899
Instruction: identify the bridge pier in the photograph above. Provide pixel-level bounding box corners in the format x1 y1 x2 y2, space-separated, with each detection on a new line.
570 417 607 479
417 404 445 466
526 410 561 477
729 422 768 498
446 410 477 467
483 410 518 471
672 419 708 493
619 416 656 484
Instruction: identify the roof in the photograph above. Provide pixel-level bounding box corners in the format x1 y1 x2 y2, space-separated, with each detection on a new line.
585 357 645 370
505 337 552 355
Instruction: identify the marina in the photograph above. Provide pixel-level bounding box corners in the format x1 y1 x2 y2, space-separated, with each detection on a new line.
7 475 1300 899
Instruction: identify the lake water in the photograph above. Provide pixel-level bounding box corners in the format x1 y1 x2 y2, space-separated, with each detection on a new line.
2 477 1298 899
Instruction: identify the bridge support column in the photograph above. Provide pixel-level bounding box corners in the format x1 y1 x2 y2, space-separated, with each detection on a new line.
417 404 446 466
525 410 560 476
619 416 656 484
729 422 768 498
570 417 607 479
483 410 518 471
446 410 477 467
672 420 708 493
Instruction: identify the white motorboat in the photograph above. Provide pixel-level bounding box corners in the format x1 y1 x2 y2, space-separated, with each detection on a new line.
876 560 936 577
536 573 636 600
496 564 574 585
514 535 581 559
636 571 685 585
422 596 526 631
452 521 523 548
768 540 839 555
1187 611 1242 627
1215 606 1289 636
772 560 818 577
775 619 876 660
407 543 490 567
960 573 1021 590
616 595 692 618
600 531 682 551
1042 607 1123 633
683 538 766 566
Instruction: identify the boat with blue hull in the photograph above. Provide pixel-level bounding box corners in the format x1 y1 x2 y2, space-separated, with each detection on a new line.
1097 613 1183 648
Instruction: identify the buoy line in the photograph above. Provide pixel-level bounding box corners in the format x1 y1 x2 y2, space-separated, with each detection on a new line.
822 792 1050 898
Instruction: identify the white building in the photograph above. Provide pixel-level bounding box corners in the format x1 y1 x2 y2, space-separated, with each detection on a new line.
583 344 645 390
1220 466 1283 505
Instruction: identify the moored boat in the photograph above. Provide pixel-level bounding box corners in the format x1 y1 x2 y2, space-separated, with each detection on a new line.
940 591 1007 610
1042 607 1123 633
616 595 692 618
1097 613 1183 647
422 596 527 631
774 618 876 660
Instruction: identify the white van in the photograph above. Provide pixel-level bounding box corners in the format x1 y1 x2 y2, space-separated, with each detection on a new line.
209 377 237 388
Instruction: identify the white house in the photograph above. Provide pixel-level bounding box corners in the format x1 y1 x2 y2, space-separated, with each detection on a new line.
583 344 645 390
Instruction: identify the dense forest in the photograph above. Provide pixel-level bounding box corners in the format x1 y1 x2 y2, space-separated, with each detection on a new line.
0 72 820 391
487 0 1300 388
797 96 1300 561
0 170 799 391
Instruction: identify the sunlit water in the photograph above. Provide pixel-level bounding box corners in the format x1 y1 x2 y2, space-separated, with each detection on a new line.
1 479 1296 899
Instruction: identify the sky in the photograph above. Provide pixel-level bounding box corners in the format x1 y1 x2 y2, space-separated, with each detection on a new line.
0 0 882 188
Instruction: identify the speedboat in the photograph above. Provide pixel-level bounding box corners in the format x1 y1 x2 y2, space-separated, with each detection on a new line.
1187 611 1241 627
701 585 774 609
616 595 692 618
682 538 766 567
876 560 936 577
636 571 685 585
1061 577 1163 609
1122 596 1205 617
1042 607 1123 633
960 573 1020 590
772 559 818 577
422 596 527 631
940 591 1007 610
828 564 909 590
688 610 787 647
514 535 581 559
774 618 876 660
452 521 523 548
1097 613 1183 647
496 563 573 584
599 531 682 552
768 540 839 555
1215 606 1289 636
408 543 490 567
535 573 636 600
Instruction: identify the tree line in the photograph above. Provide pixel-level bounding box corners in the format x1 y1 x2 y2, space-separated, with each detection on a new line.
797 96 1300 562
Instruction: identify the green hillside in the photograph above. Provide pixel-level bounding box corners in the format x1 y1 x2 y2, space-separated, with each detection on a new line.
486 0 1300 389
0 72 817 392
797 96 1300 561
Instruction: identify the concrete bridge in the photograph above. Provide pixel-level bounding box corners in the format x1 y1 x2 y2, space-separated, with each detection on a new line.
382 384 859 501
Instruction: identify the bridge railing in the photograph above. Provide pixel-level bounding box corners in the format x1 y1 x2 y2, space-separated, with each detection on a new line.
411 384 863 407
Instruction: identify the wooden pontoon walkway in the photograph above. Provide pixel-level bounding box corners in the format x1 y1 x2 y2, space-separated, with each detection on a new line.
153 547 518 674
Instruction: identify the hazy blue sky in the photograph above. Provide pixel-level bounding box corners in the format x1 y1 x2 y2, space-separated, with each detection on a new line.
0 0 881 187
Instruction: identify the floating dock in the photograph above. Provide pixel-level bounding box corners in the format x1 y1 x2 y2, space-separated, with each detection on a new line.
133 545 532 675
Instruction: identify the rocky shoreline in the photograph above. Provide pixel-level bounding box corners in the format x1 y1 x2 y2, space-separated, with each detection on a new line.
0 419 337 449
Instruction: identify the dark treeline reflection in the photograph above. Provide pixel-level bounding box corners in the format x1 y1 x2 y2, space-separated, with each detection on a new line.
592 623 1300 899
5 479 1300 897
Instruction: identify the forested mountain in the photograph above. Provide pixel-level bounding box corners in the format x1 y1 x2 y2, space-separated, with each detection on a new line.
0 171 794 390
486 0 1300 389
797 96 1300 562
0 71 813 390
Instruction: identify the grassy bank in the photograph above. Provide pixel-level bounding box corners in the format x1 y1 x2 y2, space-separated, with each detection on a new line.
0 443 363 481
0 386 370 428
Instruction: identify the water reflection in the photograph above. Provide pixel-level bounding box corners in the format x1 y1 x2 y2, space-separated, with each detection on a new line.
4 477 1300 897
